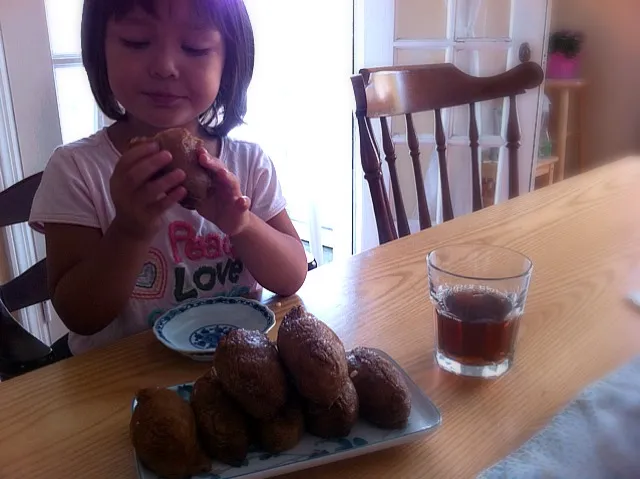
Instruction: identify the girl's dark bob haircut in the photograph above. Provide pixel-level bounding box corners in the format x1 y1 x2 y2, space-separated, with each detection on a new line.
81 0 254 136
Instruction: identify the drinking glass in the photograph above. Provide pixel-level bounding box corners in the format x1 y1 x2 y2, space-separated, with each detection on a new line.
427 244 533 378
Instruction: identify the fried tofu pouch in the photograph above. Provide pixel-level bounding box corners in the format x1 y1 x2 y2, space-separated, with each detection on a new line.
347 347 412 429
191 368 252 466
214 329 289 419
130 387 210 479
277 305 349 407
259 394 305 453
129 127 213 210
305 377 359 438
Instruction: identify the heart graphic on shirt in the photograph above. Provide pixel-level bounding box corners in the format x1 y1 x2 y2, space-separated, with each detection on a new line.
137 263 157 289
132 248 167 300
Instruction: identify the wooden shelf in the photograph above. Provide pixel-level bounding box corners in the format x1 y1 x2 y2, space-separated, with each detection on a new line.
535 156 559 187
539 78 588 183
545 78 588 89
537 156 559 168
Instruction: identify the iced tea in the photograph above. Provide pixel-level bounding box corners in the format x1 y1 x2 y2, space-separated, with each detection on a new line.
434 286 520 366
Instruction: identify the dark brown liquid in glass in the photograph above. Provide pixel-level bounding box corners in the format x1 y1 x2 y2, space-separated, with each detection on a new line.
436 287 520 365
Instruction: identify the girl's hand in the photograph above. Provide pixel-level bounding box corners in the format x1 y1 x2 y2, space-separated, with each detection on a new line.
110 141 187 241
195 147 251 236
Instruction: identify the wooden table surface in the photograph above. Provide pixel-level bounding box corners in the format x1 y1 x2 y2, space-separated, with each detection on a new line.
2 158 640 478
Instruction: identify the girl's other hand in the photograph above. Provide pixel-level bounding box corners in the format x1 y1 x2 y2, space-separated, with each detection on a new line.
110 141 187 241
195 147 251 236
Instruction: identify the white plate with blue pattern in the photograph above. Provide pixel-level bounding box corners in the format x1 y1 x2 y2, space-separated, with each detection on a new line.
153 297 276 361
132 349 442 479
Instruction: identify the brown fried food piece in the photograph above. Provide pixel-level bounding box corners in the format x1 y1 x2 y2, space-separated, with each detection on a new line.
346 347 412 429
277 305 348 407
130 388 210 479
247 417 261 448
305 378 359 439
191 369 251 466
129 127 212 210
259 395 305 453
214 329 288 419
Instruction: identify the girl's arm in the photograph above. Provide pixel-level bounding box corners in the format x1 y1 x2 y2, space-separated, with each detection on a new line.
230 210 307 297
44 222 151 336
195 148 307 297
43 141 187 336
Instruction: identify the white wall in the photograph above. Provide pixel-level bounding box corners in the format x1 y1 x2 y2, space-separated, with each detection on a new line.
552 0 640 169
0 0 62 178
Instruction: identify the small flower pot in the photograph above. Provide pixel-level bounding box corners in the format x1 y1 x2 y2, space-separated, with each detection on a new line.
547 52 581 79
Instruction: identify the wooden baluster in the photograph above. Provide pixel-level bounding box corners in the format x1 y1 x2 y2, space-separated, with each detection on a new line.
506 95 521 199
405 114 431 230
357 115 397 244
469 102 482 211
380 117 410 238
366 117 396 239
435 109 454 221
351 73 396 244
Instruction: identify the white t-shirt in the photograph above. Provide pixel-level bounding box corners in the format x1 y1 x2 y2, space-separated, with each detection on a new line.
29 128 286 356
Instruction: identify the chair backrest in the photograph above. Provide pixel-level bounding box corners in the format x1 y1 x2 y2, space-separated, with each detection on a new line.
0 172 49 312
0 172 52 369
0 260 48 312
0 297 51 364
351 62 544 245
0 172 43 228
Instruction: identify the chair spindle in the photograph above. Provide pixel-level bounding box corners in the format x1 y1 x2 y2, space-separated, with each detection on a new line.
435 109 454 221
405 114 431 230
506 95 521 199
380 117 410 238
469 102 482 211
357 113 396 244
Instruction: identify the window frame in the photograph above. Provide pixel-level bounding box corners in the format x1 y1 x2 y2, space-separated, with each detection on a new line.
52 53 110 133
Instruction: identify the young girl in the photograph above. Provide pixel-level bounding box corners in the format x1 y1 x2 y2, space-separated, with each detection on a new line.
29 0 308 357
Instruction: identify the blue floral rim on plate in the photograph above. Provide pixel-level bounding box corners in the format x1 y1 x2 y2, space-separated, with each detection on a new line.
153 297 275 354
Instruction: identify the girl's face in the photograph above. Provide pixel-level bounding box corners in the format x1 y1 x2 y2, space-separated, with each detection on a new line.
105 0 225 131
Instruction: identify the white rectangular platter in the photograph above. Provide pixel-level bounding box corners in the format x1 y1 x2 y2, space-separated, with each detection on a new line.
133 349 441 479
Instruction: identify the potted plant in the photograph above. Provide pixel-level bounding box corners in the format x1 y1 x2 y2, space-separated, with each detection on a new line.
547 30 584 79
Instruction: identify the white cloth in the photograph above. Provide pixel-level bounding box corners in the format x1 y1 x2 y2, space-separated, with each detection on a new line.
478 355 640 479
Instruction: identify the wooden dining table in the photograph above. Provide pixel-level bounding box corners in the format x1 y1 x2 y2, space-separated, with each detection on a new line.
2 157 640 478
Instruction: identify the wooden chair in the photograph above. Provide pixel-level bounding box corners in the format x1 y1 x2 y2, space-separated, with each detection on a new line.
0 172 66 380
351 62 544 244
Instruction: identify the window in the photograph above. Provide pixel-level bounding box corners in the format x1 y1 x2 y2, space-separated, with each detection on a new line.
232 0 354 262
45 0 104 145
